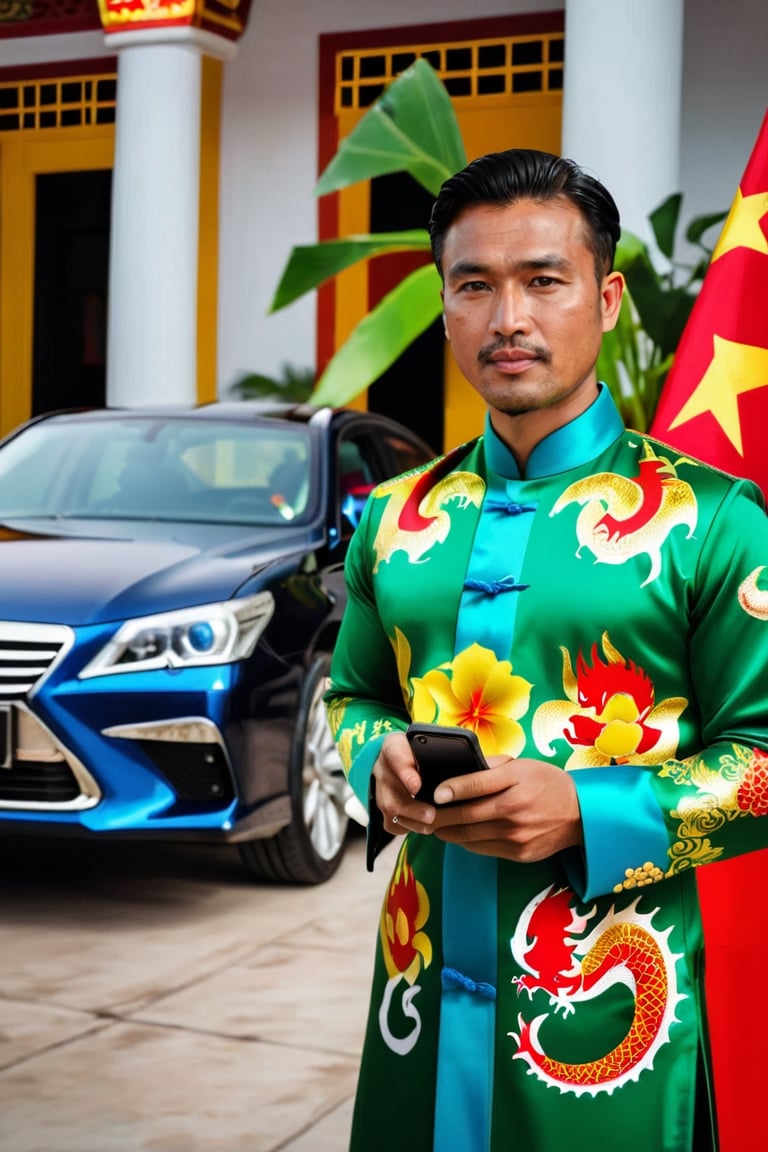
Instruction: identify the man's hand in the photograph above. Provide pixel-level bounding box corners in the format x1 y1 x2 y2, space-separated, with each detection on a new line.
430 756 583 862
372 733 583 862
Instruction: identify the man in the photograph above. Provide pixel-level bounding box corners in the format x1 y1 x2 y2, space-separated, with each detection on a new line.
325 149 768 1151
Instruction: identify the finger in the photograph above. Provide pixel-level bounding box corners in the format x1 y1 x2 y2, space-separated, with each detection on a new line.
379 734 422 798
432 764 511 806
386 803 437 835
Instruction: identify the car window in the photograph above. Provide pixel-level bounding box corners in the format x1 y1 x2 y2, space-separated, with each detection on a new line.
382 430 436 475
0 417 312 526
336 436 377 534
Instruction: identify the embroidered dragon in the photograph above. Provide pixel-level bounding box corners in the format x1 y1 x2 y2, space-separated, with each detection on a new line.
550 441 698 587
509 885 684 1096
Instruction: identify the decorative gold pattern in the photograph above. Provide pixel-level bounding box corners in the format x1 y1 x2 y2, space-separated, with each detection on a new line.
613 861 665 893
661 743 767 874
97 0 249 37
738 565 768 620
0 0 32 22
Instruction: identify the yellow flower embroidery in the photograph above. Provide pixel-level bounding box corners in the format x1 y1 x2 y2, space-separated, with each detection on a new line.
411 641 531 757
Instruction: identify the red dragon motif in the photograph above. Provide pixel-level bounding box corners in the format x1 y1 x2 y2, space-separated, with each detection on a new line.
509 885 683 1095
371 446 485 572
550 441 698 587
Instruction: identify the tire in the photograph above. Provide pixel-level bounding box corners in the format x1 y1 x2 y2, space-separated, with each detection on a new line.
238 653 350 884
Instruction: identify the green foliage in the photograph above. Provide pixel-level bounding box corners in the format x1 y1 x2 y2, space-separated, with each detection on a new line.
311 265 443 406
232 362 316 402
313 57 467 198
598 195 727 430
271 232 432 313
269 59 466 405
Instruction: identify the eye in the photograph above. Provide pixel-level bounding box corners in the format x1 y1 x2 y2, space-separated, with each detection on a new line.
531 275 559 288
458 280 489 293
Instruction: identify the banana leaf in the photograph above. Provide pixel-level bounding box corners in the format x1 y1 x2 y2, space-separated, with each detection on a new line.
649 193 683 260
315 58 467 198
270 230 431 313
310 264 443 407
687 210 728 246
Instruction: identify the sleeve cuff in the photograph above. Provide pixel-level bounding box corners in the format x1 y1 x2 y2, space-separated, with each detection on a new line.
568 764 672 901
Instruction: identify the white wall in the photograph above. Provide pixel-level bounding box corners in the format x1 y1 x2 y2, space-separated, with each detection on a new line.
216 0 560 395
680 0 768 225
0 30 111 67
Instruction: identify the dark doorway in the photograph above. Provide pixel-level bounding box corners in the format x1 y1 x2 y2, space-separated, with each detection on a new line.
367 171 444 453
32 169 111 416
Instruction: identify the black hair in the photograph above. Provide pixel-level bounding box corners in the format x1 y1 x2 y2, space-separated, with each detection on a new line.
428 148 621 285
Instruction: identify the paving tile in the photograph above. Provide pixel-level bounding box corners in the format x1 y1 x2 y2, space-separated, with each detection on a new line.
132 939 375 1057
0 1020 358 1152
0 926 257 1016
0 999 109 1069
0 832 400 1152
280 1096 355 1152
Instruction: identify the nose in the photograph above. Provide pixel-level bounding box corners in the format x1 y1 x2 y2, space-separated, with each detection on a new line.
490 285 530 336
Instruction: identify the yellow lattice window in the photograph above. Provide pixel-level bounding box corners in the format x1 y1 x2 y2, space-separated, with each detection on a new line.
0 74 117 133
336 33 564 112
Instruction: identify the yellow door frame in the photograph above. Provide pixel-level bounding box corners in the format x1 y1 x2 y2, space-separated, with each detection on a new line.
0 128 114 436
322 19 564 448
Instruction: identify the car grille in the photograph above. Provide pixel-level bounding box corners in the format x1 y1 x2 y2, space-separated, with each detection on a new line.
0 758 81 804
0 622 73 699
0 702 100 810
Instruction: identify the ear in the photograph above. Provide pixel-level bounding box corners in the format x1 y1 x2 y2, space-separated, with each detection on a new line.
601 270 625 333
440 290 449 339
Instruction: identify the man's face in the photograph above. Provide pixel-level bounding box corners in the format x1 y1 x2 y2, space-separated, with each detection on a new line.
440 197 623 425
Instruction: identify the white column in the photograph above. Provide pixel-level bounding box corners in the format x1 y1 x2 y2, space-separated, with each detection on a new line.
561 0 685 243
105 29 233 407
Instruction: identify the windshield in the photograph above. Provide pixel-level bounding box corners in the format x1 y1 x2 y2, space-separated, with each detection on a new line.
0 416 314 526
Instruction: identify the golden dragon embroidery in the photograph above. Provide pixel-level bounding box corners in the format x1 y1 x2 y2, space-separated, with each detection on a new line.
738 565 768 620
550 441 698 586
371 447 484 573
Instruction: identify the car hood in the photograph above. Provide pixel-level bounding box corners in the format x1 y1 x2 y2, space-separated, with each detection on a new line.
0 520 319 625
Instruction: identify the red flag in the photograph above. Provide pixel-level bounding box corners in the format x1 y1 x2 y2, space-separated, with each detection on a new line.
650 109 768 1152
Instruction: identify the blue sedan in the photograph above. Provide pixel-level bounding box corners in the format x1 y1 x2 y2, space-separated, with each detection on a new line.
0 401 434 883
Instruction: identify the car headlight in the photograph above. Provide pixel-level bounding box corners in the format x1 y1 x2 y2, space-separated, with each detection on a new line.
79 591 275 678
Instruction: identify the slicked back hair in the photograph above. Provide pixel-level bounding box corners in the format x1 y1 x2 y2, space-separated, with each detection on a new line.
429 148 621 287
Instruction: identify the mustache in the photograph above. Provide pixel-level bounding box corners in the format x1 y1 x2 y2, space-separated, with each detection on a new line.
478 339 551 365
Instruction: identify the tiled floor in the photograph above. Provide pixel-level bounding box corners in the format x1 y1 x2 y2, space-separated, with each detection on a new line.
0 832 394 1151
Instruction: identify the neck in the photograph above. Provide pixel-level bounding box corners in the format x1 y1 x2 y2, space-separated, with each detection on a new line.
488 379 600 472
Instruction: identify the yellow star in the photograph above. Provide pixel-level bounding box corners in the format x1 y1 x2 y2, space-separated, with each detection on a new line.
668 335 768 454
711 187 768 262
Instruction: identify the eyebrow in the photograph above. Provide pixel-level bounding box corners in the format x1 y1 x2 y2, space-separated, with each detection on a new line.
446 254 573 281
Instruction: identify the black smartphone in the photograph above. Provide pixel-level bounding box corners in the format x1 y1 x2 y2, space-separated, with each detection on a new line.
406 722 489 805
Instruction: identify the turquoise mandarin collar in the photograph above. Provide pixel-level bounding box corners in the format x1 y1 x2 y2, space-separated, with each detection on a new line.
483 383 624 480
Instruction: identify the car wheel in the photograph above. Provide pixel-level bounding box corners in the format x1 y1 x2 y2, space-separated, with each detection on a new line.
238 653 350 884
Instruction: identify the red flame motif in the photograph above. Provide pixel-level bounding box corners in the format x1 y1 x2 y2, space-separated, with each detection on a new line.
566 643 661 759
379 845 431 984
386 862 421 972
